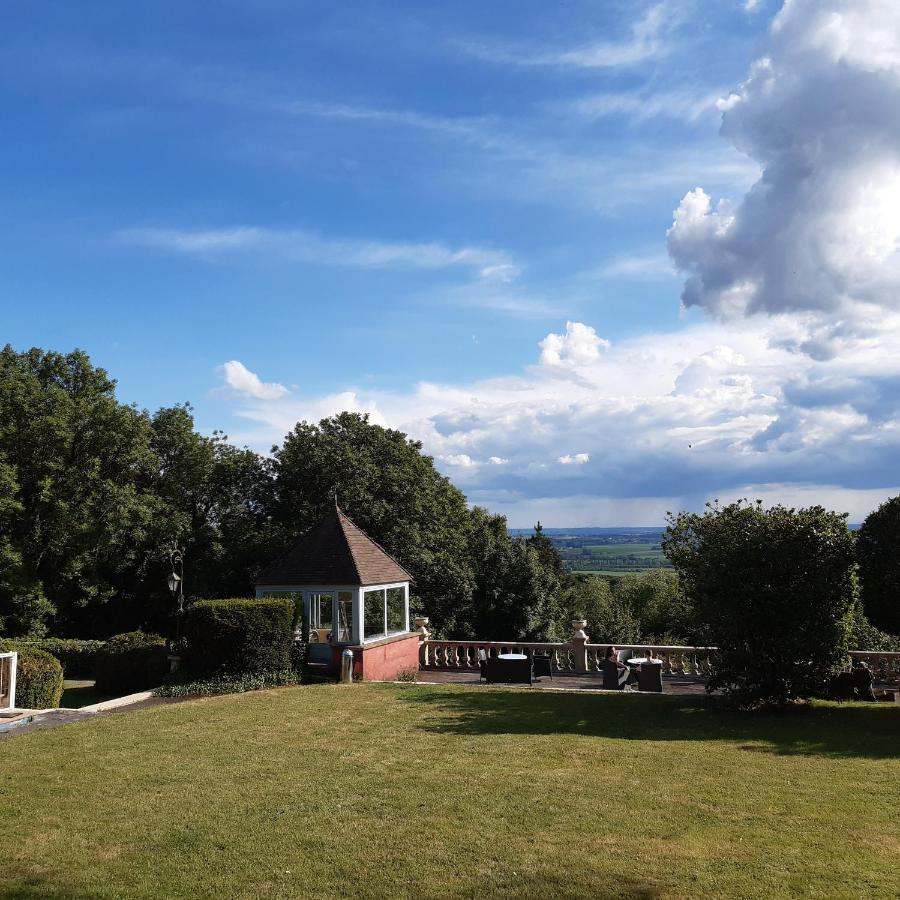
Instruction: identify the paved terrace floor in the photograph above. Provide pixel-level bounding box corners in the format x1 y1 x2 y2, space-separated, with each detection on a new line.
416 669 711 695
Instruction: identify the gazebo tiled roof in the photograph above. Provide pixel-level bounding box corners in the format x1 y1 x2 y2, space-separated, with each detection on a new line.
256 505 412 587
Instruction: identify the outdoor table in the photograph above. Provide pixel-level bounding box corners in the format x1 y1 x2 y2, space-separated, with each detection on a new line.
497 653 527 660
627 658 663 666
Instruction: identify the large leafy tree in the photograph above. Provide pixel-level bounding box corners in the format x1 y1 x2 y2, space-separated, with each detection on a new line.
0 346 163 636
856 495 900 635
147 405 276 602
272 413 475 633
462 508 562 640
271 413 563 639
0 348 276 638
663 500 857 708
613 570 695 643
559 575 639 645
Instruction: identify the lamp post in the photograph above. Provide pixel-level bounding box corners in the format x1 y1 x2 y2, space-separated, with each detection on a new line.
167 545 186 658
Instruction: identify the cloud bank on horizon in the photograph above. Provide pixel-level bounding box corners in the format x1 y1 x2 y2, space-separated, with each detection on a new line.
216 0 900 526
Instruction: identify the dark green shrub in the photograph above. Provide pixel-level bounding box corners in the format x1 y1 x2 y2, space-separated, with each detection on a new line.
663 500 856 708
184 597 295 676
18 638 105 678
155 668 300 698
0 643 63 708
94 631 168 695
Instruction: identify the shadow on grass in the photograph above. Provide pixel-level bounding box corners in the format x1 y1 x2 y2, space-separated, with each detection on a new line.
0 874 102 899
59 682 115 709
401 687 900 760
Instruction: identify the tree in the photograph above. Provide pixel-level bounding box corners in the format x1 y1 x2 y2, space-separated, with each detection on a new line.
856 495 900 634
0 348 276 638
663 500 857 708
0 346 163 636
463 507 562 640
526 522 565 580
271 414 564 640
559 575 640 645
147 405 276 602
613 571 695 643
272 413 475 634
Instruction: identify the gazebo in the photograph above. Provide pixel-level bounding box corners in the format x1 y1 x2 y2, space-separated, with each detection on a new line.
255 503 419 680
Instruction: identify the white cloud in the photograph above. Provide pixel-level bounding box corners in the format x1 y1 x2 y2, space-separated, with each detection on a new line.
668 0 900 356
559 453 590 465
569 88 722 123
220 360 289 401
539 321 610 367
118 226 519 283
468 2 687 69
598 252 675 280
440 453 476 468
220 316 900 525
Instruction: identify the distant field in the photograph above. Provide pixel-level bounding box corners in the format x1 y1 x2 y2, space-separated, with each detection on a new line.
553 535 673 574
583 542 661 558
571 570 633 578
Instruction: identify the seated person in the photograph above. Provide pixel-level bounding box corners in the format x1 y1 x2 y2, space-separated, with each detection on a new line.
604 645 634 688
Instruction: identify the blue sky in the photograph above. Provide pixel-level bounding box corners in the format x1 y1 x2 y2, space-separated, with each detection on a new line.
4 1 900 525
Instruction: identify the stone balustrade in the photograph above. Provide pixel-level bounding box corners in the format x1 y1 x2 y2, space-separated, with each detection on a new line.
419 620 717 676
418 620 897 682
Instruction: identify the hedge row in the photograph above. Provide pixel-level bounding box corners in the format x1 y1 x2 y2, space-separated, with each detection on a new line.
93 631 169 695
0 643 64 709
183 597 295 677
15 638 105 678
155 668 300 698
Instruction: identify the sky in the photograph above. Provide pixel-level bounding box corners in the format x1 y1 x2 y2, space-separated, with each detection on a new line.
3 0 900 526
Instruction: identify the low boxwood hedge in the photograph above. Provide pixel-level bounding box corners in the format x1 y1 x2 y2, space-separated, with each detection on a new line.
94 631 168 695
184 597 295 676
0 643 64 709
155 668 301 698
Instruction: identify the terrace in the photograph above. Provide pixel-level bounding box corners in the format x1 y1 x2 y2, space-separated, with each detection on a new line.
414 622 900 697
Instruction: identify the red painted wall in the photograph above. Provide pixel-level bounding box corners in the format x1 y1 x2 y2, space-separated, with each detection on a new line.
329 633 420 681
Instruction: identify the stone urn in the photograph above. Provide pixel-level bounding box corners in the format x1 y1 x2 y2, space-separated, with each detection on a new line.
571 619 588 640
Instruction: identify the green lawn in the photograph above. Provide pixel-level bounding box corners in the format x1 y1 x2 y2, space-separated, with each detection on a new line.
2 684 898 899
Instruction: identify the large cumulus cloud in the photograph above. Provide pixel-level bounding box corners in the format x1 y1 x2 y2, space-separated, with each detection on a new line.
668 0 900 358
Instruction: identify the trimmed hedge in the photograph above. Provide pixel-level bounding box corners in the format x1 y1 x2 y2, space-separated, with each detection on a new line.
18 638 105 678
94 631 168 695
0 643 64 709
155 668 300 698
184 597 295 676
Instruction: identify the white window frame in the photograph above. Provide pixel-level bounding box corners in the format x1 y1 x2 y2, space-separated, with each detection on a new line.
256 582 409 646
361 582 410 644
0 651 17 712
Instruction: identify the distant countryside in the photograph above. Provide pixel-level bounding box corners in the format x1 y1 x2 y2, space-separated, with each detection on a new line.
509 527 673 575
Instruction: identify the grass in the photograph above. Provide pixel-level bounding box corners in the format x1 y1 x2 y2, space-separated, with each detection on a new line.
2 684 899 899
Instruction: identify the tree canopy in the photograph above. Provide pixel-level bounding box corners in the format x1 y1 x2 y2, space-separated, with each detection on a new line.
663 500 857 707
856 495 900 635
0 346 564 641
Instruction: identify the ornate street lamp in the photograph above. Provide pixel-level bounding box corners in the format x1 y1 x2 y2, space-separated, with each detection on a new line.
167 545 186 655
167 545 185 613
